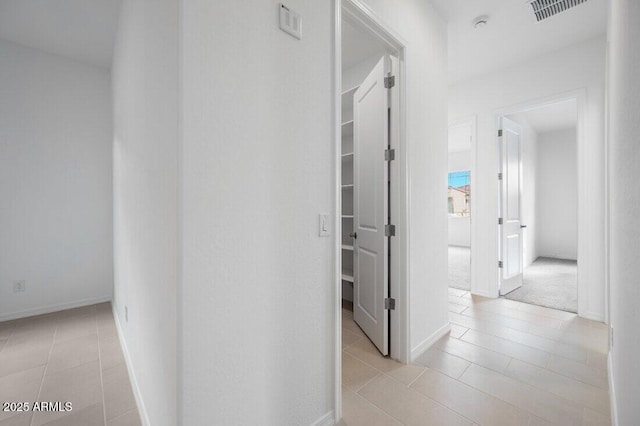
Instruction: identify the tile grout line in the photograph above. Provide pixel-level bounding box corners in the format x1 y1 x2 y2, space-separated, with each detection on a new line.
449 315 594 364
353 367 476 426
96 309 108 426
405 365 428 388
29 319 58 426
447 322 609 390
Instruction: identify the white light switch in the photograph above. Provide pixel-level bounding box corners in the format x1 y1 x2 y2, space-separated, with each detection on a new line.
319 214 330 237
279 3 302 40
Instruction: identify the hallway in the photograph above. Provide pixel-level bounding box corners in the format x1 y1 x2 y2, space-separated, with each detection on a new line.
341 288 610 425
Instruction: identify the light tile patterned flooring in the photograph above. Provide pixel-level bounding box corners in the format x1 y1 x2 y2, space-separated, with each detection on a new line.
341 288 611 426
0 303 140 426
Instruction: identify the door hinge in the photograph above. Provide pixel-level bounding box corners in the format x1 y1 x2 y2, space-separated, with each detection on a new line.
384 149 395 161
384 75 395 89
498 129 503 137
498 218 503 225
498 172 503 180
498 260 503 269
385 298 396 310
385 224 396 237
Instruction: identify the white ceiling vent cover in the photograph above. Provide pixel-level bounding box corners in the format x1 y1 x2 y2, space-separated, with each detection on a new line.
528 0 589 22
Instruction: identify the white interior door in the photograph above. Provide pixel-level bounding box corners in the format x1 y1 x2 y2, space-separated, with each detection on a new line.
353 56 390 355
499 117 524 295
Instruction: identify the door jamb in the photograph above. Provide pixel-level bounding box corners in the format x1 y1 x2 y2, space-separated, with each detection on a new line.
333 0 409 421
492 89 587 316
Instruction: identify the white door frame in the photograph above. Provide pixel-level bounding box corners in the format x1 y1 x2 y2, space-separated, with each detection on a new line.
448 117 478 293
333 0 409 421
493 89 588 316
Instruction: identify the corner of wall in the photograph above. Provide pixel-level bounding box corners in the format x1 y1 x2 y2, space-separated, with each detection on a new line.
111 303 151 426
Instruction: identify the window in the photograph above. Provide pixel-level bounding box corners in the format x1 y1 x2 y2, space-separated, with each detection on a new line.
448 171 471 217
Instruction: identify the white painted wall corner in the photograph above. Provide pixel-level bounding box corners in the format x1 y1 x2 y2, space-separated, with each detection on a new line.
111 303 151 426
410 322 451 362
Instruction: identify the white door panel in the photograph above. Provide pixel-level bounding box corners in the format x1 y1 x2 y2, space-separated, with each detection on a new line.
500 117 524 295
353 56 390 355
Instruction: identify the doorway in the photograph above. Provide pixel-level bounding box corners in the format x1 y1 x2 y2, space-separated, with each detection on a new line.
334 0 409 420
498 98 579 313
447 120 475 291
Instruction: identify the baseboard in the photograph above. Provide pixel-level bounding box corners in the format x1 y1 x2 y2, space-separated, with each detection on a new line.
310 410 334 426
0 295 112 322
581 311 605 323
410 322 451 362
470 290 495 298
111 304 151 426
608 351 618 426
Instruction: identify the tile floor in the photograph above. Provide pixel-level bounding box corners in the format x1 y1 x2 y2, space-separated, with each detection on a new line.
0 303 140 426
341 288 610 426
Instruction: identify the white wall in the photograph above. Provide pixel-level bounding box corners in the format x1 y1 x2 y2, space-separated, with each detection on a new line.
181 1 334 424
111 0 178 424
0 39 113 320
448 150 471 247
180 0 446 423
607 0 640 424
450 37 606 320
536 128 578 260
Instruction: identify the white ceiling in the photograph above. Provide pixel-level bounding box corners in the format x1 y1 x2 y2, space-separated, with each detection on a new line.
430 0 608 84
0 0 122 69
509 98 577 134
342 19 387 69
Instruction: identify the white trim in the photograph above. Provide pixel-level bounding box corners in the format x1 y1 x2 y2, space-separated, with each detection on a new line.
112 304 151 426
608 351 618 426
410 322 451 362
0 295 112 322
332 1 343 421
581 311 605 323
310 410 335 426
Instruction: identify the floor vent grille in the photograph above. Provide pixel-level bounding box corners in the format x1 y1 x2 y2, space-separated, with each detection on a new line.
528 0 589 22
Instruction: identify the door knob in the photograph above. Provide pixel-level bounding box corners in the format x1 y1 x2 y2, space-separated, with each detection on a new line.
520 225 527 228
350 232 357 239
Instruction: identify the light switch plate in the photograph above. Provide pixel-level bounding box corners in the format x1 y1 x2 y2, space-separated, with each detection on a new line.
319 214 330 237
279 3 302 40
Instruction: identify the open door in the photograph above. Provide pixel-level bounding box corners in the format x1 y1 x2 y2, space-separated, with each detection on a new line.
353 56 391 355
499 117 524 295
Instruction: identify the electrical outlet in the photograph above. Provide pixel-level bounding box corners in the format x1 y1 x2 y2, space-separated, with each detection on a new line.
13 280 26 293
125 306 129 322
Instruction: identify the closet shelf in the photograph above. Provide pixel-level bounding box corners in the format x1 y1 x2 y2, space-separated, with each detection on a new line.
341 120 354 126
341 152 354 158
342 184 354 189
341 273 354 283
342 215 354 219
342 244 354 251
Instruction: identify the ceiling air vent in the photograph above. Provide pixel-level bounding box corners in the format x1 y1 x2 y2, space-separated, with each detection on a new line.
528 0 589 22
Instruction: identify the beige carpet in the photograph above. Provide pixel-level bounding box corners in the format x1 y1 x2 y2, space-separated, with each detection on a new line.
448 246 470 291
504 257 578 313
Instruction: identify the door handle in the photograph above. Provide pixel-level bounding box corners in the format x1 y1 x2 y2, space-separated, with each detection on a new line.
520 225 527 228
350 232 357 239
